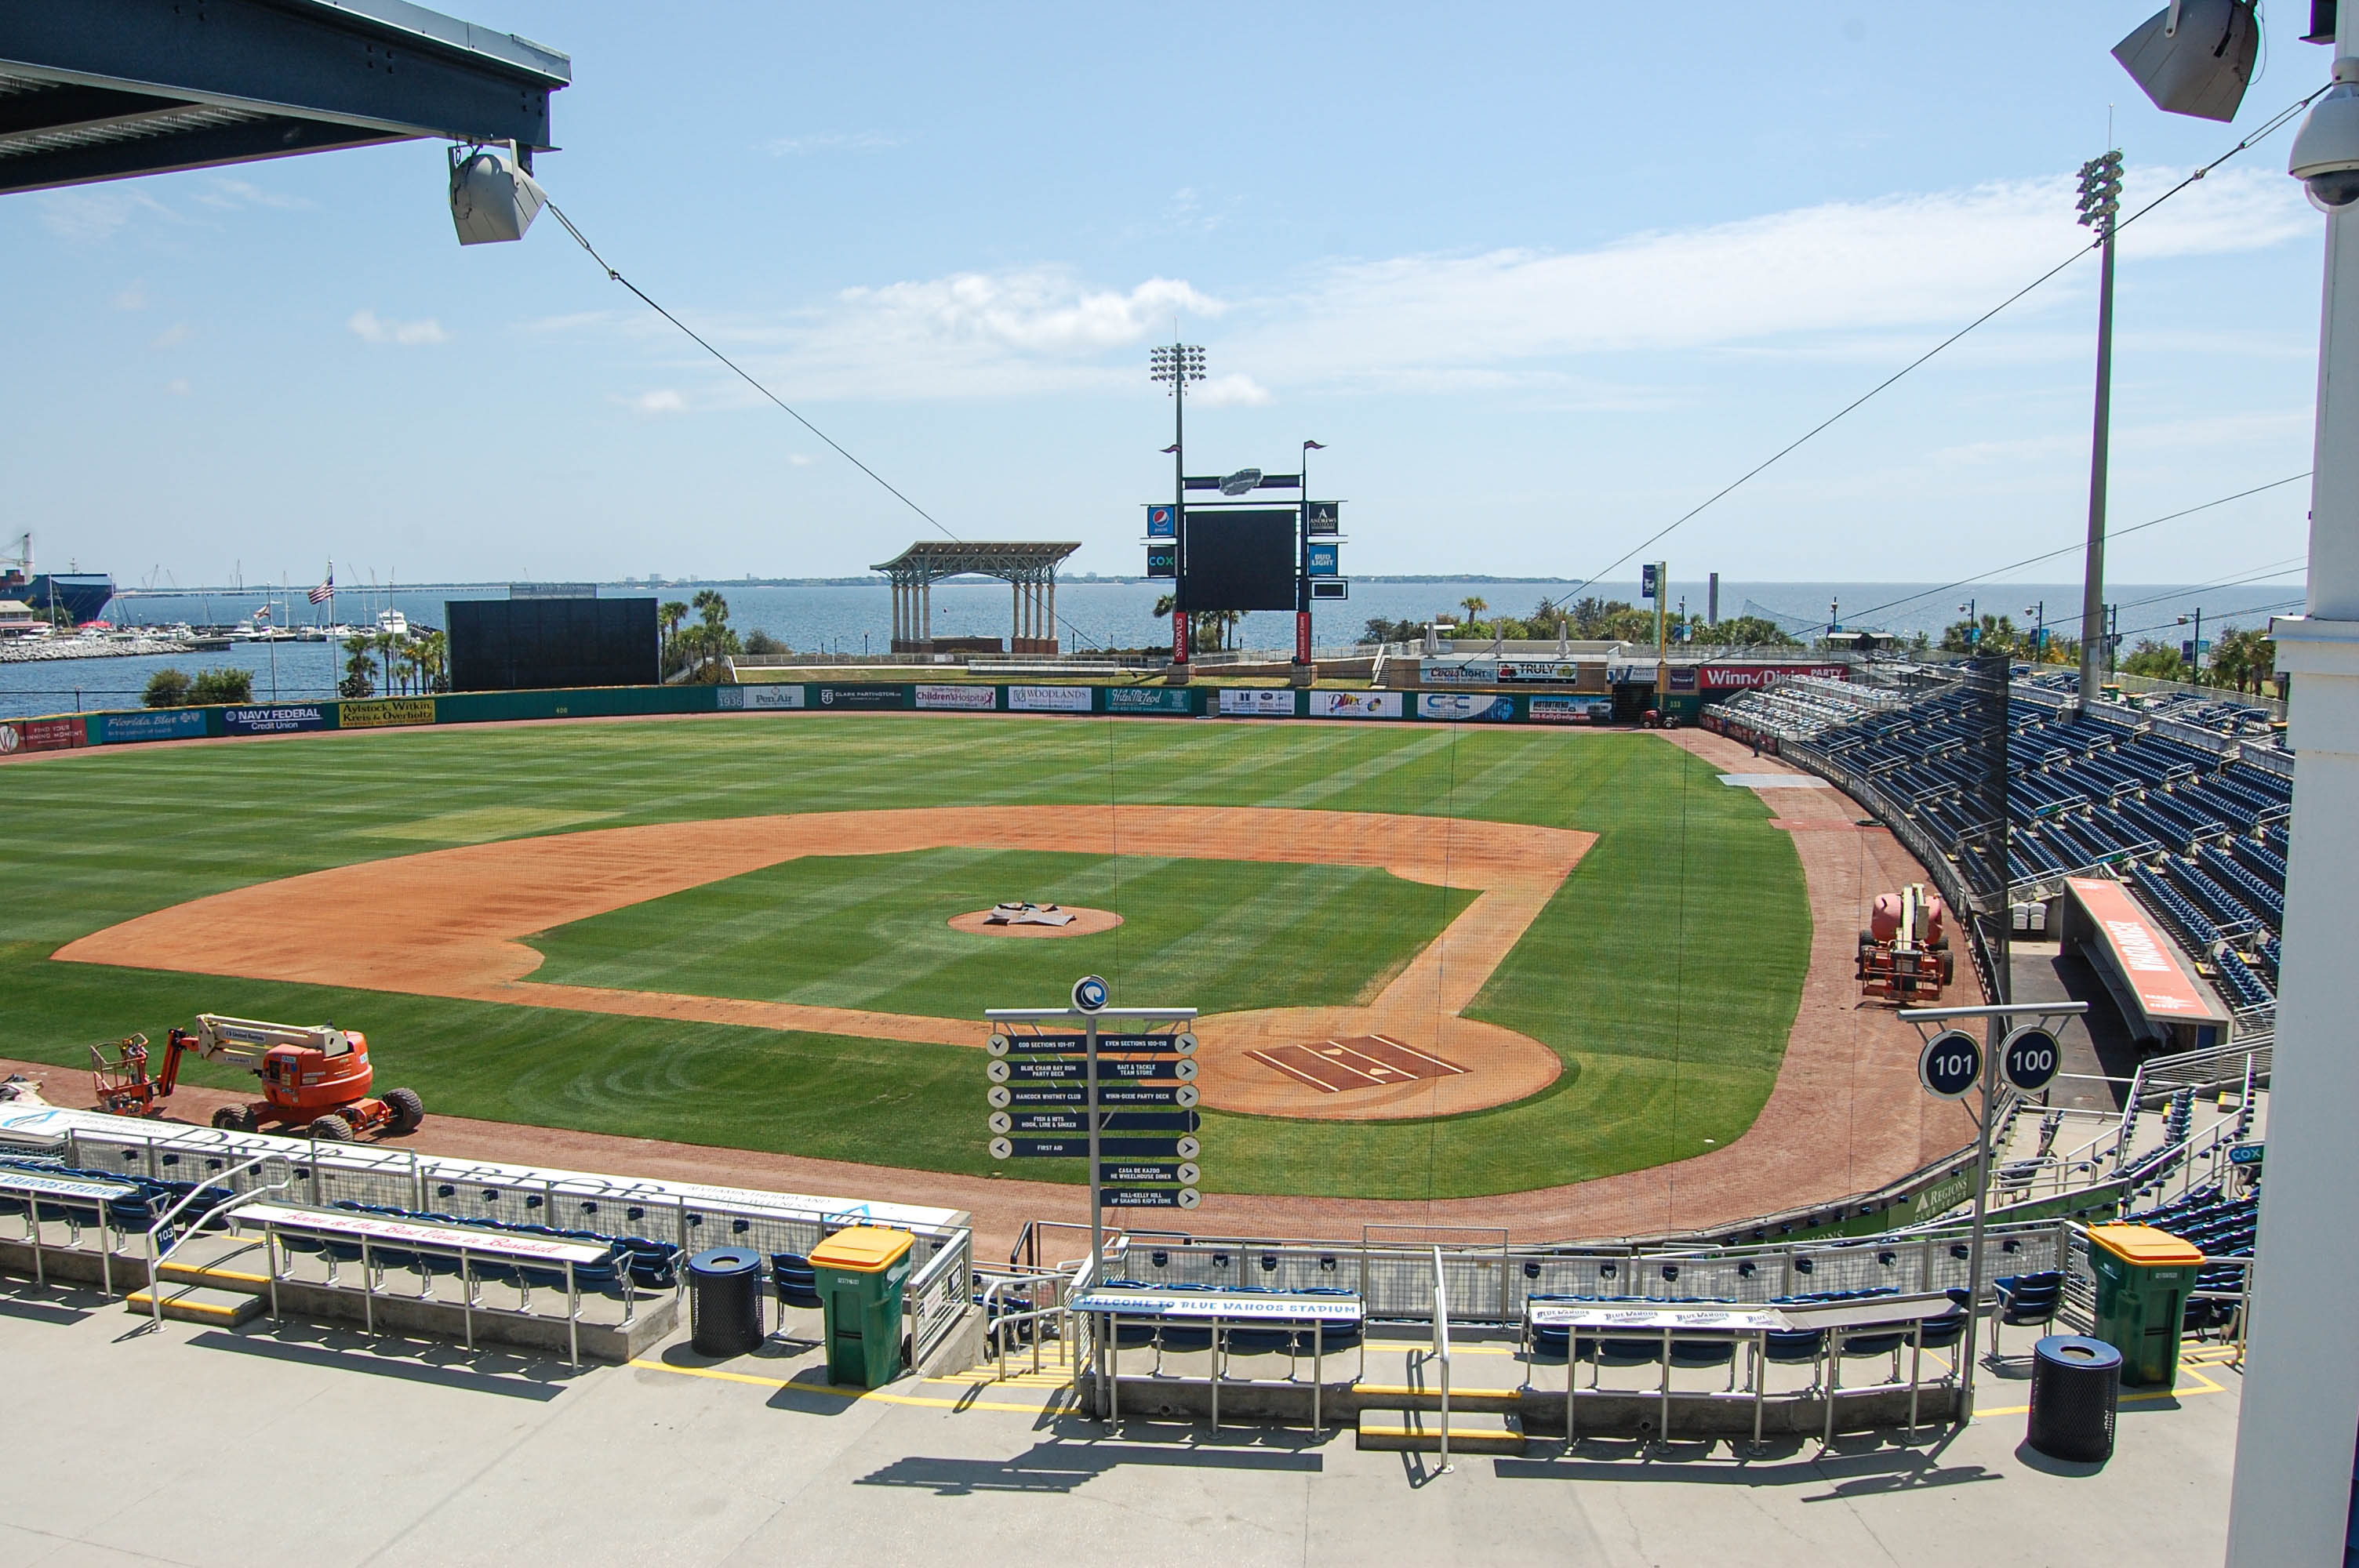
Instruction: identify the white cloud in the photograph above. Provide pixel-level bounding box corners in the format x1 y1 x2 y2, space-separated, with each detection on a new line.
1194 373 1271 407
192 177 311 212
833 270 1223 354
763 132 906 155
621 389 687 415
163 379 191 397
787 452 817 466
114 284 148 311
544 162 2312 408
1234 166 2310 385
38 188 173 242
347 309 448 347
150 323 193 350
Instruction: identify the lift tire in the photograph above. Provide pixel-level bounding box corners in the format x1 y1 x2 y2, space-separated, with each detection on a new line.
383 1087 425 1135
307 1112 353 1142
1858 930 1874 949
213 1105 256 1132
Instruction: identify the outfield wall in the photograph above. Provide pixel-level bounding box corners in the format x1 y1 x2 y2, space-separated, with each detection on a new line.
0 680 1633 754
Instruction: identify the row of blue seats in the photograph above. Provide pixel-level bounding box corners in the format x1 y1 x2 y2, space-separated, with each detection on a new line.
318 1200 682 1290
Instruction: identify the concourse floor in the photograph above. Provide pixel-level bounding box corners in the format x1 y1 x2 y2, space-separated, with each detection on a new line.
0 1279 2241 1567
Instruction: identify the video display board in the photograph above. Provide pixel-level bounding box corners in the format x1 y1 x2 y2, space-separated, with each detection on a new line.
448 597 659 691
1180 510 1296 611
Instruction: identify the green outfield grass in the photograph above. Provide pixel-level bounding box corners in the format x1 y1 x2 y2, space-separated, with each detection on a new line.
0 716 1809 1199
526 849 1472 1018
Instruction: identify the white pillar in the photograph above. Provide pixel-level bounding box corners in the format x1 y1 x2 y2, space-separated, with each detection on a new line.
2224 38 2359 1563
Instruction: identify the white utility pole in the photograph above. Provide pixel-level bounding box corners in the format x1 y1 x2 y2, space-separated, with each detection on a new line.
2225 9 2359 1562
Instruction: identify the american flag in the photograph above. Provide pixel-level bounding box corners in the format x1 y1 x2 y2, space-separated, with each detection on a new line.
307 571 334 606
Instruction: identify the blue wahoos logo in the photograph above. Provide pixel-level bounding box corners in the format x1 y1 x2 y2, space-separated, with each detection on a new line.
1072 975 1110 1013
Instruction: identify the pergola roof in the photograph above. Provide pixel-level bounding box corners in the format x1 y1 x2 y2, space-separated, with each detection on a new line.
871 542 1080 583
0 0 568 195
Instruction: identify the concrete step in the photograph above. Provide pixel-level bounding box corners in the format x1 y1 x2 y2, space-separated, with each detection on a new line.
125 1282 264 1327
157 1258 271 1293
1355 1406 1525 1454
1353 1382 1525 1414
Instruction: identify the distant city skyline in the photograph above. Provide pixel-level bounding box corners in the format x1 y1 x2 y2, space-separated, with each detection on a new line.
0 2 2327 597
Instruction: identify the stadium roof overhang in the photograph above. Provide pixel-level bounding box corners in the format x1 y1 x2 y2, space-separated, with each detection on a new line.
871 542 1081 586
0 0 568 196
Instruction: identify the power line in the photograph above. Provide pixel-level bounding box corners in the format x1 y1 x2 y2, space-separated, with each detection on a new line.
1798 472 2310 636
542 201 960 546
1542 90 2327 619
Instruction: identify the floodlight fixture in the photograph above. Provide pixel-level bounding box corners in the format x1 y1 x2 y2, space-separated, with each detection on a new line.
449 143 547 245
1150 343 1207 394
2113 0 2260 123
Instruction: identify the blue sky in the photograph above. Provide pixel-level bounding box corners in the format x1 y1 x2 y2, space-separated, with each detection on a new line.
0 2 2335 592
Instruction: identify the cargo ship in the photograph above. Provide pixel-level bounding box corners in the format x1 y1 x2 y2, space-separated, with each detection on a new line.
1 534 115 626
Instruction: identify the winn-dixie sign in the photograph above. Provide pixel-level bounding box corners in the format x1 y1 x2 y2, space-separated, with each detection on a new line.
1699 664 1849 691
2067 877 2222 1019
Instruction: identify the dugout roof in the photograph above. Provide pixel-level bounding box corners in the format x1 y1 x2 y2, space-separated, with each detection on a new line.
0 0 568 195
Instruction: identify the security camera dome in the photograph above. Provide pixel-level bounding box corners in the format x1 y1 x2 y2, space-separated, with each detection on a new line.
2291 84 2359 211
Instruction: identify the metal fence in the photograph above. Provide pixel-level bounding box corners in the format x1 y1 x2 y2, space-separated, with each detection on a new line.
1096 1219 2073 1327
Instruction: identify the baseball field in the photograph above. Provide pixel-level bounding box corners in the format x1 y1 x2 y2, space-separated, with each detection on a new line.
0 713 1817 1201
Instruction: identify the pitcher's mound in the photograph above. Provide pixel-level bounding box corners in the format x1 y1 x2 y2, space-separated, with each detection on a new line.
948 906 1124 938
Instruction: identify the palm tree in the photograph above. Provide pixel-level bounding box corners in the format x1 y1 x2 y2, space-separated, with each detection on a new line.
692 588 729 630
1459 595 1488 633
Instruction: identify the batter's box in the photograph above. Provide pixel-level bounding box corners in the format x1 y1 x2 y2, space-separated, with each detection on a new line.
1248 1035 1467 1094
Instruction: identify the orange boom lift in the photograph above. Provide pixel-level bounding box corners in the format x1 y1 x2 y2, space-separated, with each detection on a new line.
1856 883 1956 1003
90 1014 423 1141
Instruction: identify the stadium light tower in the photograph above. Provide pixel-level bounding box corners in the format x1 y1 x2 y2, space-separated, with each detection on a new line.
2075 150 2123 708
1150 343 1206 668
2115 2 2359 1560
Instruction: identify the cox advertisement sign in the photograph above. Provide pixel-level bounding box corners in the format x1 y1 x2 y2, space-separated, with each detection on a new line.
1419 693 1516 722
718 684 807 711
1309 691 1401 720
914 684 997 712
1008 685 1093 713
1217 688 1298 717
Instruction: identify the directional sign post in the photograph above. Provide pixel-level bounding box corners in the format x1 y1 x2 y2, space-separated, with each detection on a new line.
1899 998 2087 1427
986 977 1198 1415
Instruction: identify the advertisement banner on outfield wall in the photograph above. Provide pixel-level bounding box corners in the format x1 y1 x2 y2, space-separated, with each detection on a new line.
914 684 998 711
1216 688 1299 717
94 709 209 744
1007 685 1093 713
340 698 438 729
7 717 87 751
1529 694 1614 724
1103 688 1195 716
1309 691 1401 720
813 685 908 710
1699 663 1848 690
718 684 807 711
224 704 333 735
1419 693 1517 722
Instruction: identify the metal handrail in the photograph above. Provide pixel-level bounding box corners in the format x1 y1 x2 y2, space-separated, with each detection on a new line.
140 1150 294 1330
1431 1246 1452 1472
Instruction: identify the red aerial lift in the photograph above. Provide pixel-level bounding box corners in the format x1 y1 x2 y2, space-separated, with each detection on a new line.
90 1014 423 1140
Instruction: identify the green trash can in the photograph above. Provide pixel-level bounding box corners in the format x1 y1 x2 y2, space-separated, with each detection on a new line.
2086 1223 2206 1388
809 1226 916 1388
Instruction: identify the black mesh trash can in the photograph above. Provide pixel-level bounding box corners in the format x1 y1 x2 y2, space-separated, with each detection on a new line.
2026 1334 2122 1463
687 1247 765 1357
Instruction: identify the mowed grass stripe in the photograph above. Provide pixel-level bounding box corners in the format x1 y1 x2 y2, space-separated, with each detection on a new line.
0 719 1808 1198
525 849 1472 1021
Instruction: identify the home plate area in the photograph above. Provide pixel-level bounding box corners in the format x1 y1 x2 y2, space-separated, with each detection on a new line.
1247 1035 1468 1094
